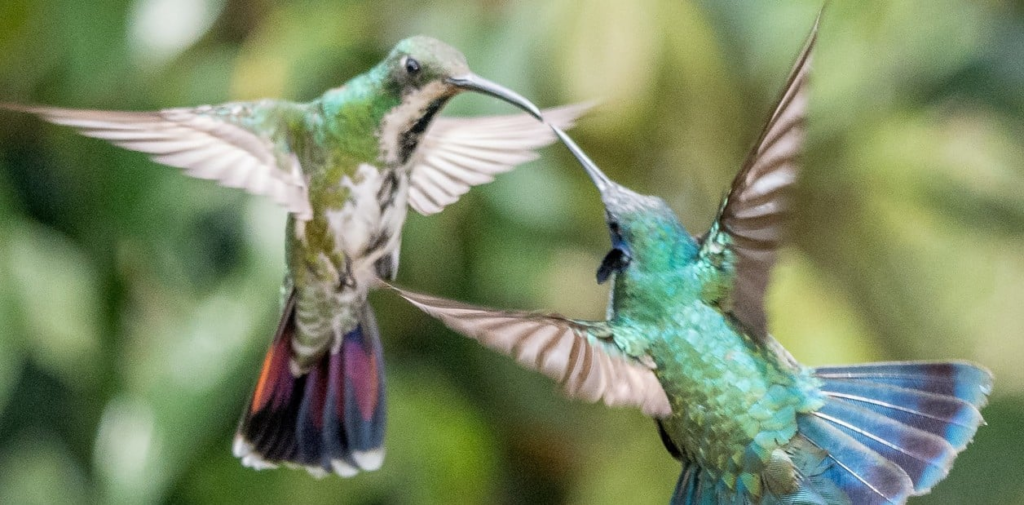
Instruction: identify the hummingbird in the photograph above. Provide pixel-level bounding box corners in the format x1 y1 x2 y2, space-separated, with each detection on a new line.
2 36 590 477
387 22 992 504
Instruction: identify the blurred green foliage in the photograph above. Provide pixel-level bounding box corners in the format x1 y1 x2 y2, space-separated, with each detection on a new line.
1 0 1023 504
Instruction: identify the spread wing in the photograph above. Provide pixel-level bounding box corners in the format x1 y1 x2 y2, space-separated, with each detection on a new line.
408 103 592 215
2 102 313 219
389 284 671 417
699 18 817 340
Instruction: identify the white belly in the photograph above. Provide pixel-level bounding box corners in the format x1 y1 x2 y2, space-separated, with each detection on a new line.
324 163 409 285
291 163 409 359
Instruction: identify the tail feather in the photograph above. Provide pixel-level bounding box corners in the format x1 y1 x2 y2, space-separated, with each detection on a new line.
796 416 912 504
817 378 982 450
814 362 992 407
295 355 330 467
813 398 955 492
234 294 387 477
319 349 350 474
340 306 387 467
796 361 991 503
666 360 990 505
234 294 305 469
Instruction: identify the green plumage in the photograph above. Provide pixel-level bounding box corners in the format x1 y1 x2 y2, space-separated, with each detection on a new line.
2 35 582 477
390 19 992 504
597 189 828 500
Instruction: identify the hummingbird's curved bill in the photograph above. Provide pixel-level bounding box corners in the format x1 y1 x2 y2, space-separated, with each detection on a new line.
549 125 612 193
2 35 593 478
389 16 992 505
446 74 544 120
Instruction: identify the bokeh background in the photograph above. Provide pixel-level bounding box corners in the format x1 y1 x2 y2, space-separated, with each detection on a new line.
1 0 1023 503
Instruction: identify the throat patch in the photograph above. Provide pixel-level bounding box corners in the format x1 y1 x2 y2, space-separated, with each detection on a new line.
398 98 445 164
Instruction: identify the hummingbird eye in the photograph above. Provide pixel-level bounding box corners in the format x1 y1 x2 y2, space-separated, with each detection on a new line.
403 56 421 75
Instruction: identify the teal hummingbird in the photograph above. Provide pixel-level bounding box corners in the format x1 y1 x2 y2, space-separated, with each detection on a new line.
2 36 589 477
388 22 992 504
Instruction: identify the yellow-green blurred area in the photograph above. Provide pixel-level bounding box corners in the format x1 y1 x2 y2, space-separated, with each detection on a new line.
1 0 1023 503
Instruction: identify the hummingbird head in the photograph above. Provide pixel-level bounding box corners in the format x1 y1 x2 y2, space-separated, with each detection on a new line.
374 36 543 164
550 127 693 284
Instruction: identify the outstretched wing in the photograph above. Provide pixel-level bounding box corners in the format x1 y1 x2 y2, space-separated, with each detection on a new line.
389 284 671 417
699 18 818 340
407 103 592 215
2 101 313 219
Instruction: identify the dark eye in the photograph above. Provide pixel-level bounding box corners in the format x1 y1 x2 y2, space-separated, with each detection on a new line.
596 247 631 284
404 56 421 75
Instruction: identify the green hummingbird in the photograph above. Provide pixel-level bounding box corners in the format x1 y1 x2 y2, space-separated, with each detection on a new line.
387 23 992 504
2 36 589 478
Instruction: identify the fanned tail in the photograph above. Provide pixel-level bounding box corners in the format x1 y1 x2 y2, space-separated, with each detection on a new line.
233 294 387 477
668 361 991 505
796 361 992 504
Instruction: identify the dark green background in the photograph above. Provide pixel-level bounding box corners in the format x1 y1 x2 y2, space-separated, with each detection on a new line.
1 0 1022 503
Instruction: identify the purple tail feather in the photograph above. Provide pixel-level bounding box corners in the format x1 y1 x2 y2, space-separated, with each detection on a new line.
234 294 387 477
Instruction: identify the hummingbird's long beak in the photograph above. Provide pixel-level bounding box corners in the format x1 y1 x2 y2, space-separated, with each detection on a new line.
447 74 544 121
549 125 613 194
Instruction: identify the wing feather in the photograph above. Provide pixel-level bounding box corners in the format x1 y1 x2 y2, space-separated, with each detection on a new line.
2 102 313 219
408 103 593 216
699 19 818 340
389 284 671 417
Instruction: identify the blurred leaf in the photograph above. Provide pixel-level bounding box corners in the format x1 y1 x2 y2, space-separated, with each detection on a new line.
128 0 225 68
0 314 25 418
769 252 883 366
925 179 1024 236
569 413 679 505
483 158 576 233
95 228 283 503
536 245 609 320
0 431 90 505
230 1 372 100
6 221 102 388
552 0 663 125
385 366 500 504
94 396 164 504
